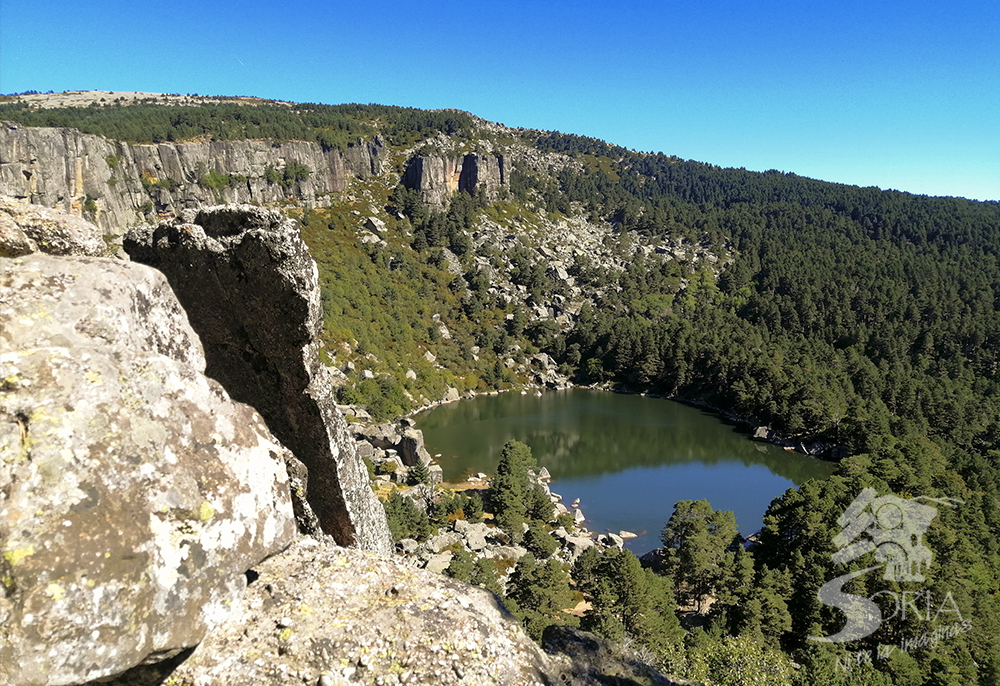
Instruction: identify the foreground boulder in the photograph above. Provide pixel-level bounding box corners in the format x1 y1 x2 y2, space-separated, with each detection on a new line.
143 538 688 686
124 206 392 555
156 538 559 685
0 254 298 685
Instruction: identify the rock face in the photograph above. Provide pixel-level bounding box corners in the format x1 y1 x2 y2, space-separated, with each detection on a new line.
0 122 384 234
158 538 686 686
0 194 106 257
0 254 298 685
124 205 392 555
402 154 507 209
158 537 561 686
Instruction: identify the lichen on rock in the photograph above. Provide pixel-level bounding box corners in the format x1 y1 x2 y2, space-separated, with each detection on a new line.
0 254 298 686
0 195 107 257
158 538 559 686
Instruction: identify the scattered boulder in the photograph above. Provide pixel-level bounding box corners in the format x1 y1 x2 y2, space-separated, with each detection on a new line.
541 625 687 686
0 195 106 257
638 547 671 575
124 205 392 555
0 254 297 685
424 552 454 574
427 531 463 554
397 426 432 467
463 524 489 552
562 535 596 564
364 216 386 233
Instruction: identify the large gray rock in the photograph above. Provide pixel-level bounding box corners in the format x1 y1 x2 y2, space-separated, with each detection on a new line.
0 254 298 685
124 205 392 555
353 421 431 467
158 538 561 686
0 195 106 257
398 426 432 467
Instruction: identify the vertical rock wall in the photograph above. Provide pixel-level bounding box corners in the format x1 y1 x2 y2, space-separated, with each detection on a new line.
403 153 507 209
124 205 393 555
0 122 385 234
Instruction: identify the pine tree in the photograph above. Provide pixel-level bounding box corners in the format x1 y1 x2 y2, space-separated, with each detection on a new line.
444 548 475 583
661 499 740 611
409 459 430 486
489 440 536 543
504 554 575 640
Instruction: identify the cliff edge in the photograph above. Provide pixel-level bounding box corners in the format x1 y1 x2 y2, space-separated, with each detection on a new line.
124 205 392 555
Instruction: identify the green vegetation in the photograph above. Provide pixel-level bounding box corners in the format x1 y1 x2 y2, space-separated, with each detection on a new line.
140 173 180 190
503 553 577 640
295 197 542 420
382 491 430 542
0 100 474 147
12 95 1000 683
198 170 247 190
488 440 553 544
264 161 310 187
408 460 430 486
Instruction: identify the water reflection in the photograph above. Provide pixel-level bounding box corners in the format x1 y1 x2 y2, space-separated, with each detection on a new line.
416 389 836 551
417 389 835 484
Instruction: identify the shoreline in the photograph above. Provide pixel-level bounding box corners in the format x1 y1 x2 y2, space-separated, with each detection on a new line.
354 382 834 563
399 381 847 464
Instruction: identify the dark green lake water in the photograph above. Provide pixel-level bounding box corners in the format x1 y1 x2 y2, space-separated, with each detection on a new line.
415 388 836 553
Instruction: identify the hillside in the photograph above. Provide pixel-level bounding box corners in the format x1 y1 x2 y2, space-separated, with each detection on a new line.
3 91 1000 685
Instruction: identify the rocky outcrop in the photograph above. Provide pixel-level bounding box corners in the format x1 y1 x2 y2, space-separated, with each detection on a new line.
150 537 561 685
152 537 683 686
403 154 507 209
0 122 384 234
0 254 298 685
0 194 106 257
124 205 392 555
542 625 691 686
353 419 433 467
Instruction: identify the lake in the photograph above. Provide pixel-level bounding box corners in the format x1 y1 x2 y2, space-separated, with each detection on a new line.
415 388 837 553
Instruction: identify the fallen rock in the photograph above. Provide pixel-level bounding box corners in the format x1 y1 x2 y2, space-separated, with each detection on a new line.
424 552 454 574
427 531 463 554
463 523 489 552
0 254 297 685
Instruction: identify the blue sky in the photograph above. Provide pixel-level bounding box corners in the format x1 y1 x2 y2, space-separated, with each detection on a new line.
2 0 997 200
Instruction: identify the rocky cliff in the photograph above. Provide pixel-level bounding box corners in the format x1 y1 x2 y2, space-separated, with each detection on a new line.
0 200 683 686
123 205 393 555
0 122 385 234
402 153 507 209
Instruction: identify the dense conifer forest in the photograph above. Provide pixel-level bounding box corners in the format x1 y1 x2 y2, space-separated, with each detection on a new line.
5 96 999 684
